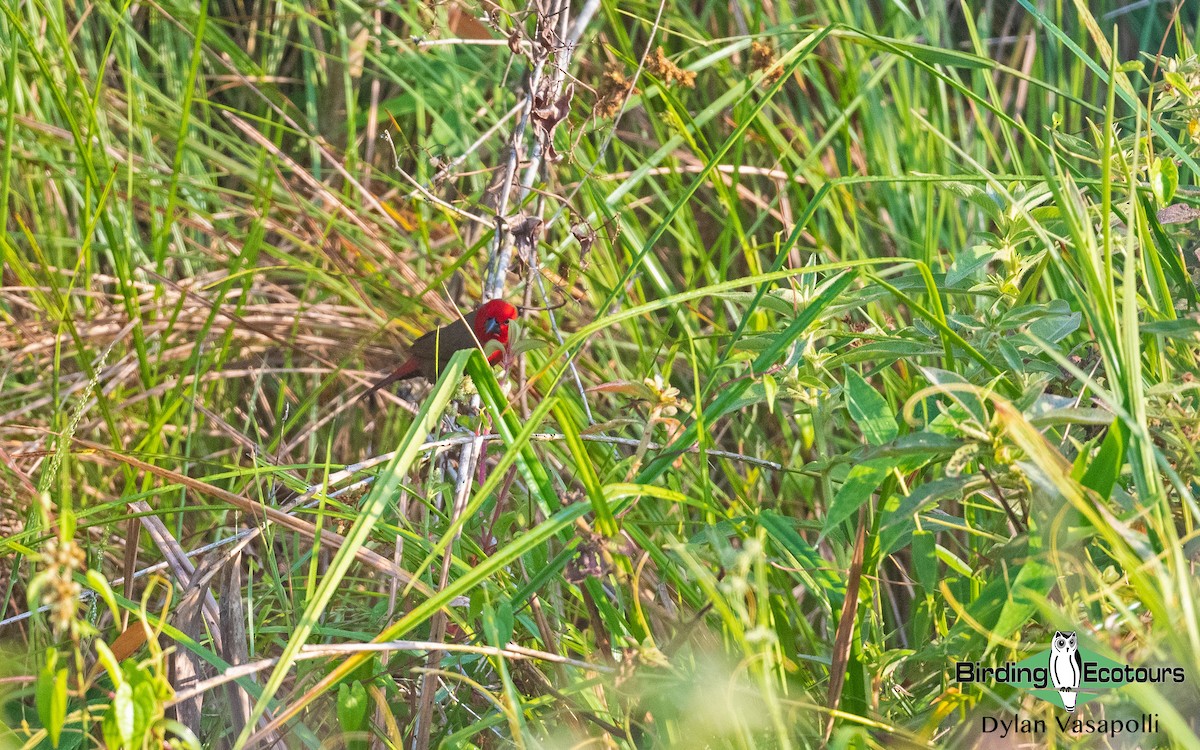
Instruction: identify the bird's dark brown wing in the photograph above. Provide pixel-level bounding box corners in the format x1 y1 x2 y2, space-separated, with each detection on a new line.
406 311 478 379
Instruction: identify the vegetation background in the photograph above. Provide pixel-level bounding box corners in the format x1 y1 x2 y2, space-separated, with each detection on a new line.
1 0 1199 747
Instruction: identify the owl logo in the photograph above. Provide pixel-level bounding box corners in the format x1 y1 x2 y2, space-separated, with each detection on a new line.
1049 630 1082 711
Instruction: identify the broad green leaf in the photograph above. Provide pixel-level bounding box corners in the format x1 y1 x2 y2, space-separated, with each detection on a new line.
37 650 68 748
93 641 122 686
830 339 943 368
985 553 1056 656
1027 310 1081 343
1164 71 1193 98
130 680 156 750
763 372 778 413
337 682 369 734
946 244 997 286
821 459 891 539
911 529 938 591
936 183 1004 224
1150 156 1178 206
102 707 121 750
845 369 898 445
825 451 935 543
112 682 135 748
879 476 971 555
919 367 987 426
1077 419 1128 500
483 599 514 647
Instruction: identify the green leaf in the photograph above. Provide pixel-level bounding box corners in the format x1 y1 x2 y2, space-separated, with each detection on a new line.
60 508 75 541
997 338 1025 374
482 599 514 647
911 529 937 592
102 707 121 750
1150 157 1178 206
1077 419 1128 500
1164 71 1193 98
159 720 202 750
763 372 778 414
93 641 123 686
821 459 891 538
851 35 992 69
470 348 560 519
942 540 1054 657
759 510 844 607
760 273 856 370
85 571 122 626
844 370 898 445
878 476 969 555
130 679 156 748
919 367 987 425
509 337 548 356
37 650 68 748
986 553 1055 655
946 244 997 286
1026 310 1081 343
937 184 1004 224
553 400 617 537
111 682 136 748
1141 317 1200 338
337 682 370 733
830 339 943 368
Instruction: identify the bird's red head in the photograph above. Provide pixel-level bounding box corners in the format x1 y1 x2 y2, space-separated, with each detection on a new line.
473 299 519 351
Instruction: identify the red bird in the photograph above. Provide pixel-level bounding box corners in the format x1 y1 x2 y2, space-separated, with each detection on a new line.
360 299 518 398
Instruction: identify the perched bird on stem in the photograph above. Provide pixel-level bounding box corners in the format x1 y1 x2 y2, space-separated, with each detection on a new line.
360 299 518 399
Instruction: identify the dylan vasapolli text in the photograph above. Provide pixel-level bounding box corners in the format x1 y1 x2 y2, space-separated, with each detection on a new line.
981 713 1160 738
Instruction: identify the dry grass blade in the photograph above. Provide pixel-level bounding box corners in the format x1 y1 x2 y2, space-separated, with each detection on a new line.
125 499 223 653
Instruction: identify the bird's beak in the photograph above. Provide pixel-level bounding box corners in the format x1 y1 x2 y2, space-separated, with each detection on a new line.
484 317 502 336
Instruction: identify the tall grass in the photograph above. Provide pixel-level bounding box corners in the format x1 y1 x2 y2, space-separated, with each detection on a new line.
1 0 1199 747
